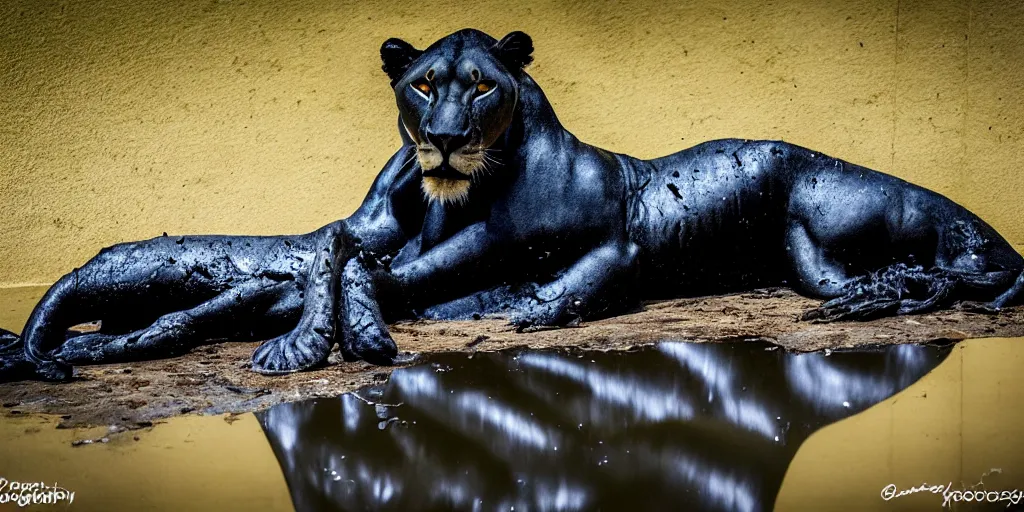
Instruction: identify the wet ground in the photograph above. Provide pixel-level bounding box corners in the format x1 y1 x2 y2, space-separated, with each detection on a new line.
1 285 1024 510
0 285 1022 428
0 337 1022 511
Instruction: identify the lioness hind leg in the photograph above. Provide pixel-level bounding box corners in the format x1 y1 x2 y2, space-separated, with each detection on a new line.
55 278 291 365
989 271 1024 310
784 221 851 299
802 264 958 322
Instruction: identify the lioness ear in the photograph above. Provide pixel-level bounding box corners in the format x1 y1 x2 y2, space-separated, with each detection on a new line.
380 38 423 87
493 31 533 70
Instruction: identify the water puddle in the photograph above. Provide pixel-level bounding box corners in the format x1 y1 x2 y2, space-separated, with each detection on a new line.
254 340 966 511
1 337 1023 511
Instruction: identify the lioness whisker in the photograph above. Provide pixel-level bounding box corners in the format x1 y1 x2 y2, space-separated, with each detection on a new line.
402 152 418 169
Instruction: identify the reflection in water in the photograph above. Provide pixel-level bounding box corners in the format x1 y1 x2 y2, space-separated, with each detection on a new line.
257 341 950 511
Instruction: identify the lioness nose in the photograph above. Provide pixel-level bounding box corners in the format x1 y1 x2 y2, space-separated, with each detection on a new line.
424 129 471 154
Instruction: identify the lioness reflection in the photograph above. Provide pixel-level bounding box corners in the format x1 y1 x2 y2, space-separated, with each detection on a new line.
257 341 949 511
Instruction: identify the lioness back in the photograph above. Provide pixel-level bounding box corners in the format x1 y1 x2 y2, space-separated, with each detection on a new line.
626 139 796 295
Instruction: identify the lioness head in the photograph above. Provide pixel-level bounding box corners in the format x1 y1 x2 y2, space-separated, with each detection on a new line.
380 29 534 204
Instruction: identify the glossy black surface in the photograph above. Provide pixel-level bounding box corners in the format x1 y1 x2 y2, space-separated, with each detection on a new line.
258 341 950 511
2 28 1020 383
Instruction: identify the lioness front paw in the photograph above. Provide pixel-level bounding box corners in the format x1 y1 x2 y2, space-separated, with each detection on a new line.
342 312 397 366
251 327 333 375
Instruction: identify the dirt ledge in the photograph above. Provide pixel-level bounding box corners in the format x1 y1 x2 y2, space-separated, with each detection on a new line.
1 288 1021 429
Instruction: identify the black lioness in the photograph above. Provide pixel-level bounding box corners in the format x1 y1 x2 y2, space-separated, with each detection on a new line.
2 29 1021 382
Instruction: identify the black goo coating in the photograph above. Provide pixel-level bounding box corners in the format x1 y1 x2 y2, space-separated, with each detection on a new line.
1 29 1021 382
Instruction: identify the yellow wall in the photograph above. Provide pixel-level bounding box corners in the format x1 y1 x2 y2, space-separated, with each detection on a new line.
2 0 1022 286
776 337 1024 510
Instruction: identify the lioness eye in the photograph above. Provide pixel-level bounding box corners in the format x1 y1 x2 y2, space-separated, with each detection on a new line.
475 80 497 96
410 80 432 99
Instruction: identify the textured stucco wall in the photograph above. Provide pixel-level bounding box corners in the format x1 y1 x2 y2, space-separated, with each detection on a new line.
1 0 1022 286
